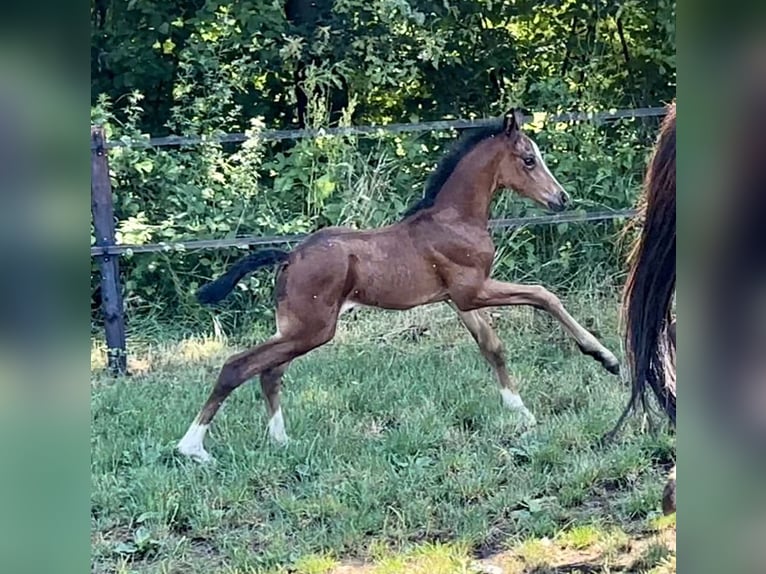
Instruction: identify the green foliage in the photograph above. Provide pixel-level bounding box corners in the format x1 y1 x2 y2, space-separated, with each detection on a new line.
90 0 674 328
92 0 674 130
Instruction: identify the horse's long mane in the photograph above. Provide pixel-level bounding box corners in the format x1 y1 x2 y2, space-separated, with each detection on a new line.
621 102 677 425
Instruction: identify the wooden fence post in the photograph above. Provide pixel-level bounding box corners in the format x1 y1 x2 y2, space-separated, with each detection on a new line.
91 126 127 375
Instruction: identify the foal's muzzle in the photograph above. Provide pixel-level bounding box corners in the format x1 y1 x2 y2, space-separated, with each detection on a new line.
547 190 570 212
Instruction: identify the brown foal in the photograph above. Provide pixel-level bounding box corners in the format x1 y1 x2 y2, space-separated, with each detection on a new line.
178 109 620 462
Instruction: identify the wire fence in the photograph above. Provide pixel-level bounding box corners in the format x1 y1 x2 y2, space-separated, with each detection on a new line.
98 106 668 150
90 208 638 257
91 105 666 373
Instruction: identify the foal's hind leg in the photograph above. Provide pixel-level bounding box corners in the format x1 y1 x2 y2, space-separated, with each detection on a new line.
260 362 290 445
178 319 336 462
451 304 536 425
177 337 303 462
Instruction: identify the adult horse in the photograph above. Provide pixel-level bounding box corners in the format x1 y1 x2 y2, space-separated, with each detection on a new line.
178 109 620 462
612 102 676 513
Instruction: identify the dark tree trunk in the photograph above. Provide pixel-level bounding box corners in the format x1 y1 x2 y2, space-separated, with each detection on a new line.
284 0 345 128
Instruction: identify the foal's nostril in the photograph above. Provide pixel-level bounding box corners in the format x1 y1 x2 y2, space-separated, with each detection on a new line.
560 191 570 205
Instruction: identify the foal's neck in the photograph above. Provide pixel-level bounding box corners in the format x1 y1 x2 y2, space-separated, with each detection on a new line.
430 141 500 225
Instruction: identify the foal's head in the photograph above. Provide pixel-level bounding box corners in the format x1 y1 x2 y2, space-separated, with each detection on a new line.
492 109 570 212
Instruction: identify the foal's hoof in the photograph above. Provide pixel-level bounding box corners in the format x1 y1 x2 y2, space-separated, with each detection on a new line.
267 409 289 446
500 390 537 426
662 468 677 515
577 343 620 375
177 443 213 464
509 405 537 428
597 430 618 448
269 433 290 447
662 478 676 515
519 407 537 427
602 353 621 376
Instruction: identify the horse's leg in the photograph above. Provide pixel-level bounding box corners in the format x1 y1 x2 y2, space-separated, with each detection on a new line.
462 279 620 374
662 464 676 515
260 362 290 445
450 303 536 425
176 337 305 462
604 318 677 444
177 313 337 462
600 393 636 445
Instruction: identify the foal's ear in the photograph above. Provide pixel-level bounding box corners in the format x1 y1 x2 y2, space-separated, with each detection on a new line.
503 108 524 137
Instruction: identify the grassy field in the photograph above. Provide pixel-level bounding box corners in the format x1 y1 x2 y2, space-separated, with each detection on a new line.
91 293 676 573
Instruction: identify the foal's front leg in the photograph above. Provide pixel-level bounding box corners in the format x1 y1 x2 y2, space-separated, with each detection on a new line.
462 279 620 374
450 303 536 425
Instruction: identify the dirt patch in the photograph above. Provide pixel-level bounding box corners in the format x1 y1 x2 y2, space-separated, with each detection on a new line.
476 527 675 574
326 525 676 574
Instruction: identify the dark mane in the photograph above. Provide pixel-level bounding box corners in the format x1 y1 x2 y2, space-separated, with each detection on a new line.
401 120 505 218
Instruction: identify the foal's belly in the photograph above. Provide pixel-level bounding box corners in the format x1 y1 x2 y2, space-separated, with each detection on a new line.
345 247 447 311
294 226 449 312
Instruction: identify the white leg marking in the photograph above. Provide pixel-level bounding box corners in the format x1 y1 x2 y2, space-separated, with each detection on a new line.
177 421 212 463
500 388 537 425
268 408 289 445
339 299 358 316
275 311 285 338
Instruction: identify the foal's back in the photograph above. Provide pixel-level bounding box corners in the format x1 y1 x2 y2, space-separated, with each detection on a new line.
277 218 452 312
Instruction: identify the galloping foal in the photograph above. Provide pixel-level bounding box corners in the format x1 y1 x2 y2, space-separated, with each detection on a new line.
178 109 620 462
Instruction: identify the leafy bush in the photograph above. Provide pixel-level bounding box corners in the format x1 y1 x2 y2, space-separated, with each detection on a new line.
90 1 673 332
90 88 659 332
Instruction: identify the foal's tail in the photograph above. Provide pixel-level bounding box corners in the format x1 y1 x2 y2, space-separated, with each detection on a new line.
621 102 677 425
196 249 291 305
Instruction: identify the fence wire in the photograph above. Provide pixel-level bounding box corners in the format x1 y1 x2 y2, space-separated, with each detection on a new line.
90 209 637 257
91 104 663 257
97 106 668 150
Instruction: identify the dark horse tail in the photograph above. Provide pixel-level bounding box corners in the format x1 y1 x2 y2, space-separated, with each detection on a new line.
196 249 290 305
621 102 677 426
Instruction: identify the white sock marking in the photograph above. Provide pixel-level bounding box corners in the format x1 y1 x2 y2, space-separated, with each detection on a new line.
501 388 524 409
500 389 537 425
340 300 358 315
268 408 288 445
177 421 212 462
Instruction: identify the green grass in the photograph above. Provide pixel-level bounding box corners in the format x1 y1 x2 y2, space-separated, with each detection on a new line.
91 294 675 573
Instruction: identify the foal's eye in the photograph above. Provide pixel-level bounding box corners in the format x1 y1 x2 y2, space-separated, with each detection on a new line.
523 156 536 168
